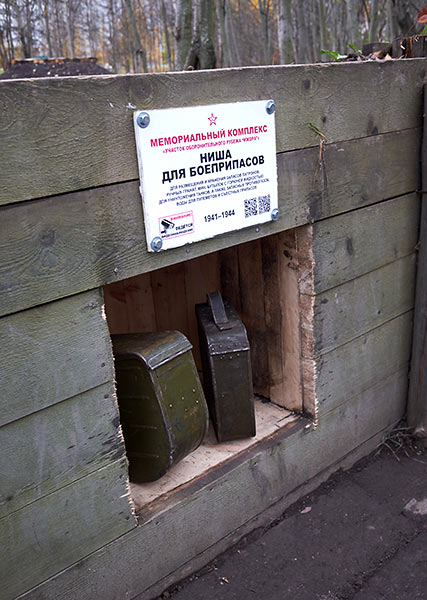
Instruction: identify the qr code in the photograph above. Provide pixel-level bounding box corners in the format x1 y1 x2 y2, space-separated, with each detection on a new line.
258 194 271 214
244 197 258 218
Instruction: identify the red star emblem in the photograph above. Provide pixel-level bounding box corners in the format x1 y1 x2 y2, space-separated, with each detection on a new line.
208 113 217 126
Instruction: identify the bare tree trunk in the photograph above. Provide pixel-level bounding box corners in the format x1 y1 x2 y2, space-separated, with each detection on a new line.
346 0 361 48
52 0 63 55
308 0 317 62
13 0 30 57
175 0 192 69
369 0 379 42
2 0 15 65
258 0 270 64
385 0 394 40
124 0 147 72
216 0 231 67
85 0 97 56
277 0 293 63
226 2 241 66
66 16 75 57
186 0 216 70
39 0 53 56
295 1 308 63
318 0 327 58
65 0 83 59
161 0 173 70
107 0 118 70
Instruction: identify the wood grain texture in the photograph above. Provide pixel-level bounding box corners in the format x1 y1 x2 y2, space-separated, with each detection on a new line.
279 127 420 224
280 231 304 412
299 194 420 295
238 239 269 395
103 279 130 333
123 273 157 332
261 234 285 402
1 60 425 205
300 254 417 358
0 381 126 519
0 131 420 318
407 87 427 443
220 246 242 313
316 311 413 418
261 231 303 410
184 253 221 369
0 290 114 427
0 458 135 600
17 369 407 600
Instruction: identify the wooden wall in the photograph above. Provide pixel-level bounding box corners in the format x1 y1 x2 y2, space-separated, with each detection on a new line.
0 59 424 599
104 231 303 410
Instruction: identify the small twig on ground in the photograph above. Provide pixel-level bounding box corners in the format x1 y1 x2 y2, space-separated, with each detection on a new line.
375 425 417 461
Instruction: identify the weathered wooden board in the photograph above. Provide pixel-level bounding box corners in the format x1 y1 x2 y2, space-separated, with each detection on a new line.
237 239 269 395
17 369 407 600
151 262 189 334
103 280 130 333
300 254 417 357
0 381 126 519
1 60 425 205
279 127 420 223
0 131 419 318
408 87 427 445
299 194 420 295
120 273 157 333
0 290 114 427
261 231 303 409
315 311 413 417
0 458 135 600
261 234 287 404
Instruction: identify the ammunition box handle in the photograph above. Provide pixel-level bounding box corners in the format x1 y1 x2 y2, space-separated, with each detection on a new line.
207 291 233 331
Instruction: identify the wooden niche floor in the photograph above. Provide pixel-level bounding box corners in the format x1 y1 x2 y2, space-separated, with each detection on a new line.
130 399 298 514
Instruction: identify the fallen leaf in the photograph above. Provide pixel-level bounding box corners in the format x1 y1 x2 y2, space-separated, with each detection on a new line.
417 7 427 23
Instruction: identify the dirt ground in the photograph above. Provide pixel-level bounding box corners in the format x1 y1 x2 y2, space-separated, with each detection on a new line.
0 58 110 80
158 432 427 600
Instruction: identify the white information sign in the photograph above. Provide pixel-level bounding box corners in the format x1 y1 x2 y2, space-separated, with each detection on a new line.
133 100 278 252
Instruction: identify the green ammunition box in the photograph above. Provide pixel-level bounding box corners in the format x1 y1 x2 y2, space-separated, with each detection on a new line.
111 331 209 482
196 291 256 442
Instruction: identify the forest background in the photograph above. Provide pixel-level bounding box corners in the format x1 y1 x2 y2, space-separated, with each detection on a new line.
0 1 425 74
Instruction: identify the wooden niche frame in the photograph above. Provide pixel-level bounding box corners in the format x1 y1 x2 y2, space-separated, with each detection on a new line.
103 225 317 513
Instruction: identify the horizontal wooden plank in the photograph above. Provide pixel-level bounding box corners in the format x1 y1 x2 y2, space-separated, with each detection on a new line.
0 381 126 519
1 60 425 205
0 458 135 600
0 132 420 318
0 290 114 426
300 254 416 357
299 194 420 295
17 368 407 600
280 127 420 224
314 311 413 418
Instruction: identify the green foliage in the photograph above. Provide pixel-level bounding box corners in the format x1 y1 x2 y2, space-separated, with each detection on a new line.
320 49 347 62
348 43 362 54
307 122 322 136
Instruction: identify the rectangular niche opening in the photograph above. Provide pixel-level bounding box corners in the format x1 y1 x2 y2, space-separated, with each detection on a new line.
103 225 316 514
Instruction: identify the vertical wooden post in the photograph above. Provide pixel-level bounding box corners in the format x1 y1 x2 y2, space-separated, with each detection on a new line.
408 87 427 447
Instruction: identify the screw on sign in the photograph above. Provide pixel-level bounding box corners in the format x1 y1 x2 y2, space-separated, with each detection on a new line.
137 112 150 128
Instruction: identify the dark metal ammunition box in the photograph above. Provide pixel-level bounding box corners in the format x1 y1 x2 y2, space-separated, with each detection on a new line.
111 331 209 483
196 291 256 442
